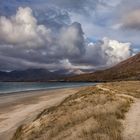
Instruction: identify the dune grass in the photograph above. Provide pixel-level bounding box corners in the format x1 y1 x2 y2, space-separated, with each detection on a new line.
12 81 139 140
100 81 140 98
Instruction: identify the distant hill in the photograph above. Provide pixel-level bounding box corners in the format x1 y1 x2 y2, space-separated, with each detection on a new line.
1 53 140 82
0 69 72 82
65 53 140 82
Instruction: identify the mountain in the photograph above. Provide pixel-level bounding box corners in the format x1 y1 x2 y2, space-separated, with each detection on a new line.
1 53 140 82
0 69 70 82
65 53 140 82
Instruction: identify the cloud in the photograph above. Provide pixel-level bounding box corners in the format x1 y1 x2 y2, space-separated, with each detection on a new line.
0 0 140 49
47 0 99 14
0 7 86 70
0 7 51 48
121 9 140 30
58 22 85 57
0 6 133 72
84 38 132 66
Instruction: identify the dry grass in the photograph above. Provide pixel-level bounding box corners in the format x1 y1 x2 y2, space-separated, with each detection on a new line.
12 81 140 140
100 81 140 98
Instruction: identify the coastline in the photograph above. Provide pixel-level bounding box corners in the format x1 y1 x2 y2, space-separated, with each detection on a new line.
0 82 96 96
0 86 87 140
11 81 140 140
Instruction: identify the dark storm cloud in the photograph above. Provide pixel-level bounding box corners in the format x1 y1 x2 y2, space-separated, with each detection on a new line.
0 7 87 70
0 1 135 71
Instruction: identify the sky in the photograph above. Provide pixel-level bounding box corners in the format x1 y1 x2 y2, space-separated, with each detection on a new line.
0 0 139 73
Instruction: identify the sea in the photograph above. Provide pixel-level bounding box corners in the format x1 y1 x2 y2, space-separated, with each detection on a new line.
0 82 96 95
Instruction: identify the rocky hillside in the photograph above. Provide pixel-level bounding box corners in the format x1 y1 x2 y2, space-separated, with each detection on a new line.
65 53 140 82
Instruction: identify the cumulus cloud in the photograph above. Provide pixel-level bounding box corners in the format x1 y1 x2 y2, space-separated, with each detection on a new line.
58 22 85 57
1 0 140 49
0 6 133 72
0 7 86 70
0 7 51 48
85 38 132 66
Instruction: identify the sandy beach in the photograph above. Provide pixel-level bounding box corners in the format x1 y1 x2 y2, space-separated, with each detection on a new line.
0 87 82 140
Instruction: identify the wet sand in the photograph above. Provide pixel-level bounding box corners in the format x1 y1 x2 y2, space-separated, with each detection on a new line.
0 87 82 140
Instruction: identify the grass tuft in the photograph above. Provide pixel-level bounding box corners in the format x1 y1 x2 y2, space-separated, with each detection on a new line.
12 81 140 140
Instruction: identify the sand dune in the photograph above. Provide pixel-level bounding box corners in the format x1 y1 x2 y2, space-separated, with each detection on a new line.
0 88 80 140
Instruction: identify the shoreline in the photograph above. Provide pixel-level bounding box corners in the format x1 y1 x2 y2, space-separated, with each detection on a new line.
11 81 140 140
0 86 90 140
0 82 96 97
